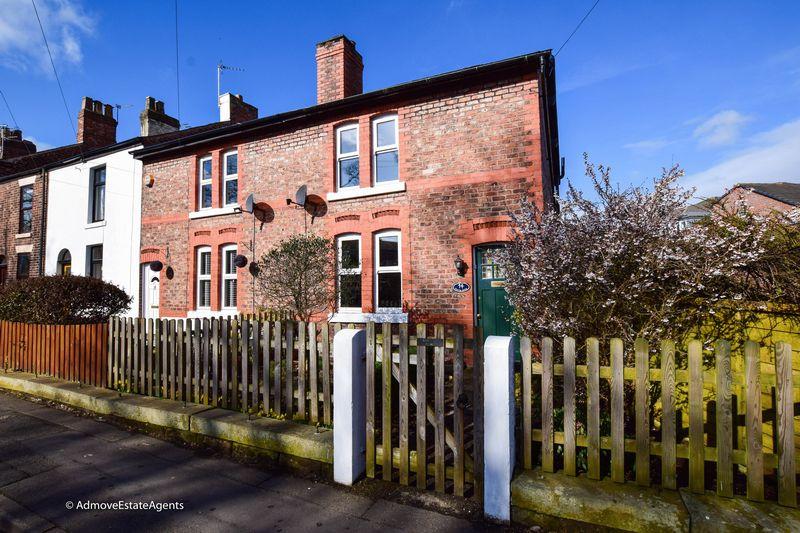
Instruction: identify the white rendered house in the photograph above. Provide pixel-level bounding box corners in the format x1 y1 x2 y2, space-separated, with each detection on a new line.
44 97 182 318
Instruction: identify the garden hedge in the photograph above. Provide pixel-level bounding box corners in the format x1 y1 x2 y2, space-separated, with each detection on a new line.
0 275 131 325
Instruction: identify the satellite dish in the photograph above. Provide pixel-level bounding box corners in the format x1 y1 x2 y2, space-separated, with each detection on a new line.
295 185 307 207
150 260 163 272
233 254 249 268
243 193 255 214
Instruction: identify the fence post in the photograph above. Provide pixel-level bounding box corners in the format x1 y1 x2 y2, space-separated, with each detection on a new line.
483 335 515 522
333 328 366 485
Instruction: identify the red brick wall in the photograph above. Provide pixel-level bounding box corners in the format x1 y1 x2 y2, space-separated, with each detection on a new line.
140 71 549 331
316 36 363 104
0 174 45 283
716 186 796 216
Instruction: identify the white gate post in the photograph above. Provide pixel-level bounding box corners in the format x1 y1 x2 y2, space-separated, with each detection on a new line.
333 328 366 485
483 335 516 522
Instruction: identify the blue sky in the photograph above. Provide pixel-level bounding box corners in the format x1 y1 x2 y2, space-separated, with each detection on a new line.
1 0 799 200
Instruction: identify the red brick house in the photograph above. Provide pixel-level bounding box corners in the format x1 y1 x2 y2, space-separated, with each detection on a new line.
134 35 560 336
715 182 800 217
0 127 85 285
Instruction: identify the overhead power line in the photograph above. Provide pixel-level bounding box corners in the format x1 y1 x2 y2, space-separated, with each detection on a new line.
554 0 601 57
31 0 80 155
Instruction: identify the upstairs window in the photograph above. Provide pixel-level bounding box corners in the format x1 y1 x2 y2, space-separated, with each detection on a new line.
223 151 238 206
221 244 238 309
90 166 106 222
198 156 212 209
336 124 359 189
196 246 212 309
87 245 103 279
16 253 31 279
57 249 72 276
373 115 398 184
19 185 33 233
337 234 362 312
375 230 402 311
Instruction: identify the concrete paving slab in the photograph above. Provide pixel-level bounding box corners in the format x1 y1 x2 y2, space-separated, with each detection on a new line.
260 472 376 517
184 454 274 487
0 493 56 533
362 499 481 532
0 381 498 532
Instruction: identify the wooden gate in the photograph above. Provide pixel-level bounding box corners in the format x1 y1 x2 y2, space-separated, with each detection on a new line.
363 322 484 498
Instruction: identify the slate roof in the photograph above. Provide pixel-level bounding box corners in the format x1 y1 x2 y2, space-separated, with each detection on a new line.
681 197 719 218
0 122 228 183
133 48 555 159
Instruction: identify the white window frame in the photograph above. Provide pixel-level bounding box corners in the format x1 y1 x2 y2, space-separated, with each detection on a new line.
372 115 399 185
337 234 362 313
336 123 359 190
196 246 212 310
222 150 238 207
198 156 213 210
221 244 238 311
374 230 402 313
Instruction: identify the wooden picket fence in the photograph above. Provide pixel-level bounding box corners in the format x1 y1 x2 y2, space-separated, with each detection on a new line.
108 317 333 424
364 322 484 499
518 336 798 506
0 320 108 387
240 309 293 321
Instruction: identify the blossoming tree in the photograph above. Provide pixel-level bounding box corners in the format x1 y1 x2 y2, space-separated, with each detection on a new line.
501 155 800 349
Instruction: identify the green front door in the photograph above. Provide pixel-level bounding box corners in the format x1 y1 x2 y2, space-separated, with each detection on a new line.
475 245 513 339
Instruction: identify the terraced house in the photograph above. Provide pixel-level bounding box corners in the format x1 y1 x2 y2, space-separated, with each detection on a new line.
134 35 561 335
0 97 223 317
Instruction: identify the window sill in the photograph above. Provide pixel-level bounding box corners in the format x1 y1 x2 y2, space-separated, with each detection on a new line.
85 220 106 229
328 311 408 324
15 233 31 239
326 181 406 202
189 205 240 220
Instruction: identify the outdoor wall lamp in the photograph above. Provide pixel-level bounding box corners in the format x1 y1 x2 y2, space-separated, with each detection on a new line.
454 256 468 277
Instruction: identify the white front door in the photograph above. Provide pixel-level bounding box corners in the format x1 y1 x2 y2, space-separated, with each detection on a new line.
141 263 160 319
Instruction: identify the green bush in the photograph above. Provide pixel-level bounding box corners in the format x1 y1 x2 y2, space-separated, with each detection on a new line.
0 275 131 324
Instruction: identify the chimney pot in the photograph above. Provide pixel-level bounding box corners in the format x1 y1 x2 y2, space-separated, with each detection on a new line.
0 126 37 160
139 96 179 136
77 96 117 147
315 35 363 104
218 93 258 123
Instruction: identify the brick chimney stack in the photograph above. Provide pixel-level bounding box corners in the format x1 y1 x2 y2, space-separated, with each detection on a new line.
139 97 180 136
316 35 363 104
218 93 258 123
77 97 117 147
0 126 36 160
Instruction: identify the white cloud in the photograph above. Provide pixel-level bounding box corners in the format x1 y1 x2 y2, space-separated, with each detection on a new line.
0 0 95 73
623 138 671 153
25 136 54 151
560 61 647 93
692 110 751 147
683 117 800 197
